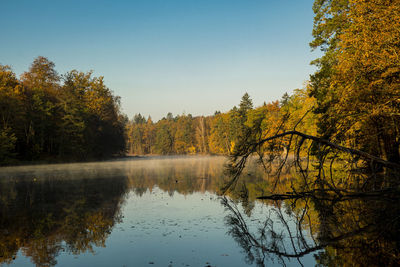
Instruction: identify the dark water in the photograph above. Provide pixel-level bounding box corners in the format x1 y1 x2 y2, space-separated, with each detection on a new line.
0 156 399 266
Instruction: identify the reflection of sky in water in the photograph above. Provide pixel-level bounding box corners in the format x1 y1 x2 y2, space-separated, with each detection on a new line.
2 157 317 266
62 190 312 266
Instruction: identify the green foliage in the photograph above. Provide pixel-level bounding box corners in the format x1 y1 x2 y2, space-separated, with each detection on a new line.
125 92 318 157
0 57 126 164
0 127 17 165
174 114 195 154
155 120 174 154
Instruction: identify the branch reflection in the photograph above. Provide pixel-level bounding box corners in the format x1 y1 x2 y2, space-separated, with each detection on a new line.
222 187 400 266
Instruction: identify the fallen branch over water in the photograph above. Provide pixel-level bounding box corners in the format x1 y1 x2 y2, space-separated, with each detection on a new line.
254 130 400 169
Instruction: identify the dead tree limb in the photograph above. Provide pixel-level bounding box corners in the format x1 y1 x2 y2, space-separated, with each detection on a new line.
253 131 400 169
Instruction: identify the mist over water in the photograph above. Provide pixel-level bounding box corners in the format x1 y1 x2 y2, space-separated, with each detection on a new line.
0 156 333 266
1 156 317 267
3 155 396 266
0 156 225 180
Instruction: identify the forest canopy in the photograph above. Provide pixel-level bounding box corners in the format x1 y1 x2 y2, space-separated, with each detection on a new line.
0 57 126 164
125 90 317 157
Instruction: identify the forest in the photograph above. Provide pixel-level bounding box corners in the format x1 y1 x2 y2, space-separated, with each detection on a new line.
0 55 315 165
125 90 316 156
0 57 126 165
1 0 399 167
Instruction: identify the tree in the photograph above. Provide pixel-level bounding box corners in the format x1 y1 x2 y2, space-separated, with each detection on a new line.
174 114 195 154
20 57 61 159
59 70 89 158
82 73 126 158
309 0 350 139
133 113 146 124
155 120 174 154
0 65 23 163
209 113 230 154
143 117 155 154
21 56 60 91
330 0 400 162
310 0 400 163
238 92 253 119
195 116 208 154
0 57 126 164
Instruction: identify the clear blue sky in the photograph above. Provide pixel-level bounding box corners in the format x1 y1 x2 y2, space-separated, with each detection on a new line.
1 0 318 121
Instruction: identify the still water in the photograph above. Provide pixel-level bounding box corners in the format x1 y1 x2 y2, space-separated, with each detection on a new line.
2 156 399 266
0 156 317 266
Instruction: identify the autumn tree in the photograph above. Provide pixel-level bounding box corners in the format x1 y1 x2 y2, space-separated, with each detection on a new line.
194 116 209 154
126 114 147 154
20 57 61 158
78 72 126 158
0 65 21 164
0 57 126 164
209 112 230 154
59 70 90 158
331 0 400 162
174 114 195 154
310 0 400 163
143 116 155 154
154 119 174 154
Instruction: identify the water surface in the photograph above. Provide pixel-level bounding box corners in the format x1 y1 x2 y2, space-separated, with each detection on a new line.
2 156 398 266
0 156 316 266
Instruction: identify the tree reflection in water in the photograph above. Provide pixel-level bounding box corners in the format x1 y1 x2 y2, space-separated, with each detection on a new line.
0 157 247 266
0 175 128 266
221 116 400 266
221 174 400 266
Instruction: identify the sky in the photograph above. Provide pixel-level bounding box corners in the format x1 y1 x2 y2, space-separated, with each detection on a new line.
1 0 319 121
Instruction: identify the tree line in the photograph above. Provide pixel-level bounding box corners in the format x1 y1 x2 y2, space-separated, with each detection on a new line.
0 57 126 165
125 89 317 156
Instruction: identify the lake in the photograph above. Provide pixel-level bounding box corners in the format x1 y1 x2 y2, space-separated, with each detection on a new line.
0 156 398 266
